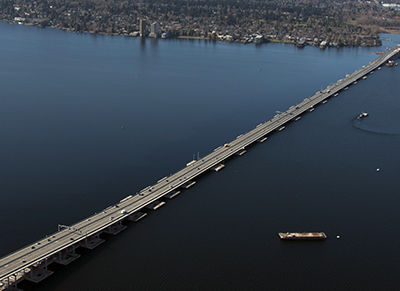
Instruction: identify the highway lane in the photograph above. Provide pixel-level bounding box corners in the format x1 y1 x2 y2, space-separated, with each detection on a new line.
1 46 399 286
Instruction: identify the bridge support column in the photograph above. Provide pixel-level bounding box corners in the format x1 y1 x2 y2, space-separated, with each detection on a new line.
14 274 19 290
2 272 24 291
3 273 23 291
81 233 104 250
125 211 147 222
54 245 81 265
103 221 127 235
24 258 54 283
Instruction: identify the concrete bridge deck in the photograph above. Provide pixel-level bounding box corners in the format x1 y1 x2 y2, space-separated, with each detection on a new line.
1 45 399 290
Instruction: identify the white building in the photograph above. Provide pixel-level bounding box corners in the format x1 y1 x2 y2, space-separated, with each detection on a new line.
253 35 264 44
149 22 159 38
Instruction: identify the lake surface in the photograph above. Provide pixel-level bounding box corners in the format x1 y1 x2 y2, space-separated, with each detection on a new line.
1 21 400 290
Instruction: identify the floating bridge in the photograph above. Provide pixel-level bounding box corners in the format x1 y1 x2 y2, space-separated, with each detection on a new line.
1 46 399 290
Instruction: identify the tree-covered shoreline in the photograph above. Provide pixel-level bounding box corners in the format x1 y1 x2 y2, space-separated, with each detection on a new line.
2 0 400 47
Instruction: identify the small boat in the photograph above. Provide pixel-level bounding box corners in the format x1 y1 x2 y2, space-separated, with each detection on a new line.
387 60 395 67
357 112 368 119
297 40 306 48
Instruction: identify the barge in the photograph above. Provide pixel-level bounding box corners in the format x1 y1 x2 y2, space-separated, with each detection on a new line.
278 232 327 240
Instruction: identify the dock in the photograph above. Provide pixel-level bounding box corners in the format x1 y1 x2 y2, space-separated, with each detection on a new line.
1 46 399 290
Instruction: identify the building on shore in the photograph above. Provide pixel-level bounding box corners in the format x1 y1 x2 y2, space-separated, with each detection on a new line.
149 22 159 38
139 19 146 37
129 31 140 37
254 35 264 44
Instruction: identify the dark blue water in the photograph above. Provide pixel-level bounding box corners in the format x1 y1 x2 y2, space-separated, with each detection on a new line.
1 21 400 290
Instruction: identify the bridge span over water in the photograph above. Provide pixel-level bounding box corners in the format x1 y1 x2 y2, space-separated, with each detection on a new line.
1 46 399 290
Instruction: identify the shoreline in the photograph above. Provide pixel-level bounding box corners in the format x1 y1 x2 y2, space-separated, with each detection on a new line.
3 19 398 48
377 28 400 35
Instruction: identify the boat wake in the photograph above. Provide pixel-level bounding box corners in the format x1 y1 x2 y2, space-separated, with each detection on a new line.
352 118 400 135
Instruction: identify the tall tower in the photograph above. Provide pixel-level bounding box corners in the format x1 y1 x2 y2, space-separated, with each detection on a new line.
150 22 159 38
139 19 146 37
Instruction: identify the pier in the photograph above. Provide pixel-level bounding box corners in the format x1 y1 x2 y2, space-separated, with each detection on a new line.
1 46 399 290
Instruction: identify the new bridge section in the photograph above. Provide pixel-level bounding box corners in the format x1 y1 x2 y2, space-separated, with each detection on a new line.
1 46 399 290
